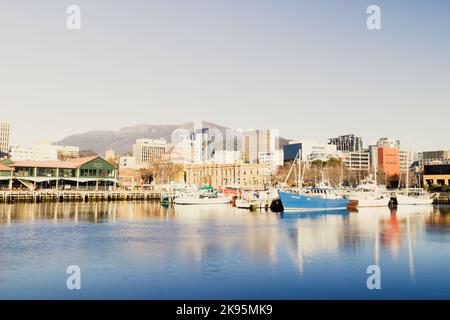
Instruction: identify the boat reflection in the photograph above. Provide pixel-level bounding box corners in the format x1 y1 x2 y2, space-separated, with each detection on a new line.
279 208 349 220
281 205 449 280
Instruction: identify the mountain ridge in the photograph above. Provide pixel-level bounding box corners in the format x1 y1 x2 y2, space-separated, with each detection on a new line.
56 121 289 155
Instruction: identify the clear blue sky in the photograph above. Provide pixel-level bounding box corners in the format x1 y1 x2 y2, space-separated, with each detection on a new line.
1 0 449 151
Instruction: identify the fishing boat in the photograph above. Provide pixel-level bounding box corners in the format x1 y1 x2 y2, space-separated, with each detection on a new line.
347 176 389 208
276 151 349 211
278 187 349 211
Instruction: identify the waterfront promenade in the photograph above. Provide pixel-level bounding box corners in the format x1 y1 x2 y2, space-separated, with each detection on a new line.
0 190 164 203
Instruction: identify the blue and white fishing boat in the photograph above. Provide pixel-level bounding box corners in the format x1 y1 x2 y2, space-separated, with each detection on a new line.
278 187 349 211
276 150 349 211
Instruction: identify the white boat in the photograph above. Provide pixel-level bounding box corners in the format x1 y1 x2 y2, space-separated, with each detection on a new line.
395 188 438 205
174 195 232 205
395 149 438 205
348 176 390 208
174 186 232 205
235 199 251 209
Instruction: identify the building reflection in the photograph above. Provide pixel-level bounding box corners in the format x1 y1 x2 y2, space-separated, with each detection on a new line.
281 205 448 280
0 202 449 282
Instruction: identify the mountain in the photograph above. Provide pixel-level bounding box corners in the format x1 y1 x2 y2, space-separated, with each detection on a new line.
56 121 289 155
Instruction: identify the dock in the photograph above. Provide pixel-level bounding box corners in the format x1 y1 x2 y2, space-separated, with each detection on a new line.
434 194 450 205
0 190 163 203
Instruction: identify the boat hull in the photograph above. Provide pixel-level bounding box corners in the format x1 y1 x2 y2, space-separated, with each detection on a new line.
278 191 349 211
348 195 389 208
174 196 232 205
395 195 433 205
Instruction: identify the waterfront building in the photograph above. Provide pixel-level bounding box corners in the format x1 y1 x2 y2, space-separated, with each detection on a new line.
133 139 167 164
118 155 144 188
399 149 415 175
342 150 370 172
119 155 139 169
328 134 363 152
423 164 450 187
242 129 280 164
0 162 14 190
377 147 400 178
258 150 283 168
184 163 272 189
283 140 338 164
210 150 242 164
118 168 142 189
368 138 405 177
1 156 118 190
56 145 80 160
418 150 450 166
9 143 79 161
0 121 10 158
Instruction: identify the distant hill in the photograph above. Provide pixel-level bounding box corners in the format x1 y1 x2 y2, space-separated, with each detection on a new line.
56 121 289 155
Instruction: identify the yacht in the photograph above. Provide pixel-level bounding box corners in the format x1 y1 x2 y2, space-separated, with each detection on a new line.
395 188 438 205
348 177 390 208
394 148 438 205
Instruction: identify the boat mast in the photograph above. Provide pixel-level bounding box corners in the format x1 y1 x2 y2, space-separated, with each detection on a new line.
284 150 299 185
406 141 410 193
298 155 302 187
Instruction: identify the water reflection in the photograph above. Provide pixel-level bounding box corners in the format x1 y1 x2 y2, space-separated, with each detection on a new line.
0 202 449 299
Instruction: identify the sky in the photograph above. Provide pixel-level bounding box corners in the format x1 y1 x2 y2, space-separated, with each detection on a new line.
0 0 449 151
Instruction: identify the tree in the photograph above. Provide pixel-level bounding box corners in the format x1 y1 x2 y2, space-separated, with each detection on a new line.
79 150 97 157
141 160 184 185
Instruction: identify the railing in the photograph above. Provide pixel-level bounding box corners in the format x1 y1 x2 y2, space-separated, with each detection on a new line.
0 190 163 203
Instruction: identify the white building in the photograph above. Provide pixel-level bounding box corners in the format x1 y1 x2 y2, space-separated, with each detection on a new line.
170 133 195 163
9 143 79 161
210 150 242 164
342 151 370 172
399 149 415 174
293 140 339 163
258 150 284 167
119 155 142 169
132 139 167 164
56 145 80 159
0 121 10 157
242 129 280 164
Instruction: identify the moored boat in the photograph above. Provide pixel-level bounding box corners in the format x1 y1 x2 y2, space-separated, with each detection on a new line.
347 176 389 208
277 187 349 212
174 195 232 205
395 188 438 205
174 186 232 205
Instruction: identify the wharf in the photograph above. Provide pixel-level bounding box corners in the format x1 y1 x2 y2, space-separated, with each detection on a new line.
434 194 450 205
0 190 162 203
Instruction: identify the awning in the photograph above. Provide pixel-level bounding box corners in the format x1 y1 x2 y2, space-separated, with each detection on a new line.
11 177 118 183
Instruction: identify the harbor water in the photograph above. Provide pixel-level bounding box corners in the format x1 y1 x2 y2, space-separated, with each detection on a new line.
0 202 449 299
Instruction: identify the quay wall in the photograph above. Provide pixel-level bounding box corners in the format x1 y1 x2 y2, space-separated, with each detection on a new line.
0 190 163 203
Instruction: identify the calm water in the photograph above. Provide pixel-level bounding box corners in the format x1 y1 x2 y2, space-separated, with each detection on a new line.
0 201 449 300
